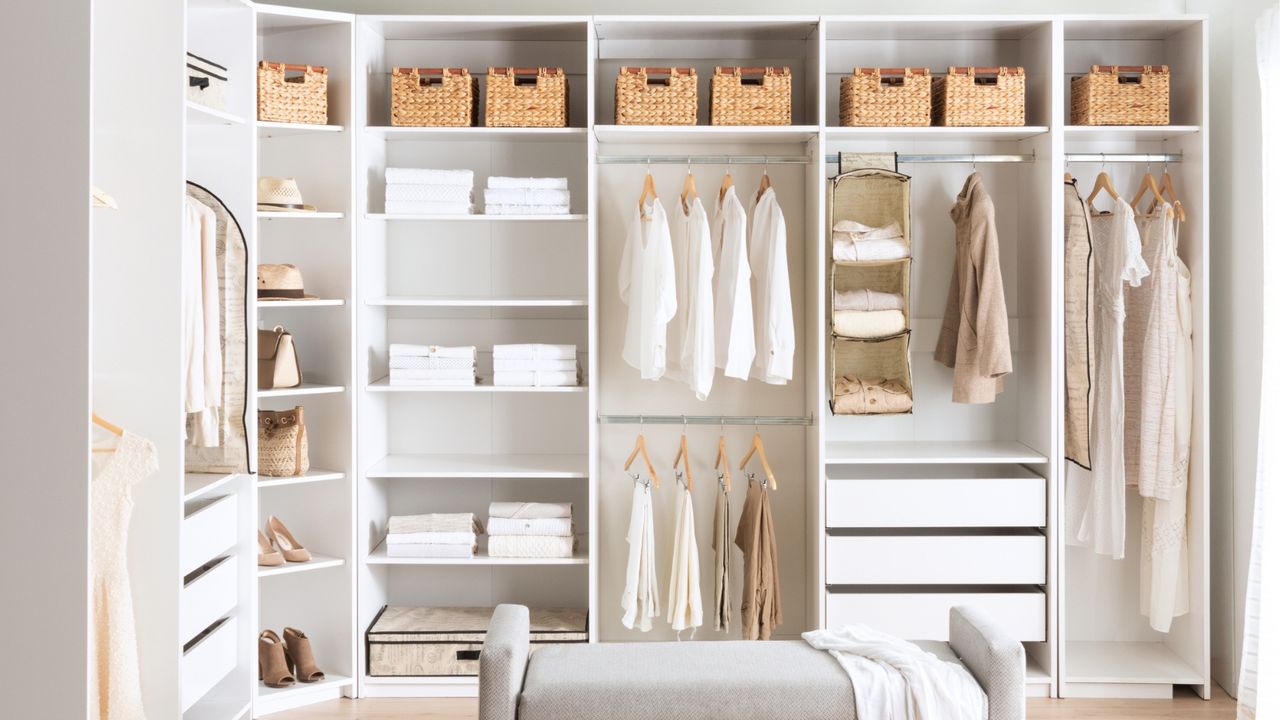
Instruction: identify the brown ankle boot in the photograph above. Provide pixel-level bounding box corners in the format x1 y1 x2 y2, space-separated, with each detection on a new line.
258 630 295 688
283 627 325 683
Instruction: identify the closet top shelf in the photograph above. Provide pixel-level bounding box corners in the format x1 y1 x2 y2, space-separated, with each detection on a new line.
595 125 819 145
826 441 1048 465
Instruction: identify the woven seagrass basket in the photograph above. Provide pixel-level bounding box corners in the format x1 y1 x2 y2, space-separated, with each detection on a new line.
710 66 791 126
839 68 931 127
1071 65 1170 126
932 66 1025 127
615 67 697 125
257 61 328 125
486 67 568 128
391 68 477 127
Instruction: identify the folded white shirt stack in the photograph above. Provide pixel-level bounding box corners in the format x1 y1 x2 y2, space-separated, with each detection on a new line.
486 502 576 559
388 344 477 386
385 167 474 215
483 176 570 216
832 219 910 262
384 513 483 558
491 344 580 387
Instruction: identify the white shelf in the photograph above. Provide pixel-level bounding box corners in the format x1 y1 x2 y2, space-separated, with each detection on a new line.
1064 641 1204 685
257 383 346 399
365 213 587 222
183 472 238 503
255 675 353 716
360 674 477 698
258 211 345 220
1064 125 1201 143
595 124 820 144
367 126 587 142
257 120 345 136
825 126 1049 142
366 453 588 479
368 540 588 566
825 441 1048 465
258 469 345 489
186 101 247 126
258 298 346 308
367 377 585 393
367 295 586 308
1026 656 1051 685
257 554 345 578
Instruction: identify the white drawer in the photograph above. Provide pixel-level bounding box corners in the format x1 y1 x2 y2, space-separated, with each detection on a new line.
826 589 1045 641
181 494 237 577
180 555 238 645
180 616 237 712
827 532 1046 585
827 464 1045 528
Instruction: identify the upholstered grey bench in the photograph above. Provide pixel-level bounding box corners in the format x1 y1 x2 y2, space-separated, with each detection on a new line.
479 604 1026 720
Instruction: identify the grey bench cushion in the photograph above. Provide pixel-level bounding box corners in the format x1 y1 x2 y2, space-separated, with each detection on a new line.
519 640 857 720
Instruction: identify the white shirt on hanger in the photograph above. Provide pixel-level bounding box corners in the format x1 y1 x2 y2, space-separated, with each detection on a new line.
749 186 794 385
712 186 754 379
668 195 716 400
619 197 677 380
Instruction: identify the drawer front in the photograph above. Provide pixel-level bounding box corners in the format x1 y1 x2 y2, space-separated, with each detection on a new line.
369 641 484 677
180 616 237 712
826 590 1045 642
827 534 1045 585
180 555 238 645
827 476 1045 528
181 494 237 577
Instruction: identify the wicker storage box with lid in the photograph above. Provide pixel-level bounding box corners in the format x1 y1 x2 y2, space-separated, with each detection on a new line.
710 66 791 126
485 67 568 127
839 68 931 127
932 66 1025 127
391 67 477 127
257 61 328 124
615 67 698 125
1071 65 1170 126
366 606 588 677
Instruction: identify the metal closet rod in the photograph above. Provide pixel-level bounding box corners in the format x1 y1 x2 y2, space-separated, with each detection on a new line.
824 153 1035 164
598 414 813 426
1066 152 1182 163
596 155 810 165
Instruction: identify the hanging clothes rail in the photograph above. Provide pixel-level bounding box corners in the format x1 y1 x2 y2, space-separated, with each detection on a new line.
824 153 1034 164
1064 152 1182 163
598 414 813 426
596 154 811 165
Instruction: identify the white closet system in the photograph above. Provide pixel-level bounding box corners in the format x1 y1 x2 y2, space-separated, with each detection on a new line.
142 6 1208 718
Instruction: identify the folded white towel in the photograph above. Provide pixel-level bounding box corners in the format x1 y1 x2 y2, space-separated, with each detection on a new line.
389 356 475 370
390 368 478 381
489 501 572 519
386 200 473 215
388 376 477 387
385 531 477 545
486 516 575 537
833 236 910 262
492 344 576 360
385 168 475 186
385 542 476 559
833 289 905 312
492 358 578 372
386 184 473 204
387 513 482 535
483 188 571 205
389 344 477 359
832 310 908 339
833 219 904 241
484 203 571 216
493 370 579 387
487 176 568 190
488 534 576 558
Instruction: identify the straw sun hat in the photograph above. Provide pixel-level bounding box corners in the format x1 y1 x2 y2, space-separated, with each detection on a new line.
257 177 317 212
258 264 318 301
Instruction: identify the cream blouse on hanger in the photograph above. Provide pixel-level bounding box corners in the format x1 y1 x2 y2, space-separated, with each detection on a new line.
619 197 677 380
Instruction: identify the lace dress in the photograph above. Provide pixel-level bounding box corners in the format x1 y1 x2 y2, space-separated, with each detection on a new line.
92 431 158 719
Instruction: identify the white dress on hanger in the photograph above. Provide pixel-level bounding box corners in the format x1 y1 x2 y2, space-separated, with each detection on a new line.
667 483 703 636
711 187 754 379
620 479 660 631
748 186 794 385
183 196 222 446
1065 199 1149 559
668 195 716 400
619 198 677 380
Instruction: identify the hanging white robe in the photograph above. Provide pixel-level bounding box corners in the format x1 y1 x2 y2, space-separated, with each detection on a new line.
667 484 703 636
619 198 677 380
749 187 794 385
712 187 754 380
621 480 660 631
668 195 716 400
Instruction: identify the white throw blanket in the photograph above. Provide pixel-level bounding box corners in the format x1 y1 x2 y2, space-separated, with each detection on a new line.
389 356 475 370
488 534 575 558
493 357 578 372
386 184 472 204
385 531 477 545
666 485 702 637
484 187 571 205
486 516 574 536
387 513 482 535
489 501 572 519
493 370 579 387
389 344 477 360
385 167 474 186
803 625 987 720
487 176 568 190
493 344 576 360
620 481 659 631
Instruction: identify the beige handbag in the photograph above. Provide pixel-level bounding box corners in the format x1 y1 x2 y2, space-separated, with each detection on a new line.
258 325 302 389
258 407 309 477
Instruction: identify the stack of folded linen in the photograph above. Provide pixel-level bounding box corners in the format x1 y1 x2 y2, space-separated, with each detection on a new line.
483 177 571 215
385 168 474 215
389 344 477 386
492 344 580 387
384 513 483 558
832 219 909 262
486 502 576 559
832 288 907 339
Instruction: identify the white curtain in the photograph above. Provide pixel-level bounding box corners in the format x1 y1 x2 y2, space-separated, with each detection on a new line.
1241 7 1280 719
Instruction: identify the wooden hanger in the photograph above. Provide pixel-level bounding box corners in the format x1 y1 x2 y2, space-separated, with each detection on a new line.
715 434 733 492
625 432 660 488
719 168 734 203
638 170 658 220
1130 169 1166 211
1158 171 1187 222
738 430 777 490
755 166 772 203
672 426 694 492
681 169 698 215
1087 170 1120 209
92 412 124 453
1063 171 1074 183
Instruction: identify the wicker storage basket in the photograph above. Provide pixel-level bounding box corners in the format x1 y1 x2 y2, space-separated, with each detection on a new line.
257 61 328 125
710 66 791 126
615 67 698 126
839 68 931 127
485 67 568 128
366 606 588 677
258 407 309 477
1071 65 1170 126
932 66 1025 127
391 68 477 127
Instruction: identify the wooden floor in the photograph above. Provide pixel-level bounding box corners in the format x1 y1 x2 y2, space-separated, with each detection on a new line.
273 687 1236 720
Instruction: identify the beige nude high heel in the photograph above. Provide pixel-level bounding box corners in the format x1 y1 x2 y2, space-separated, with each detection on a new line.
267 515 311 563
283 627 326 683
257 530 284 567
259 630 295 688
